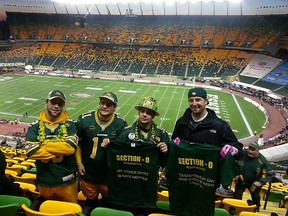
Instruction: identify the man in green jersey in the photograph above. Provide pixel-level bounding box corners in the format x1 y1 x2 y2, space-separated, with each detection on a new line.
117 96 168 155
110 96 169 215
233 142 272 211
76 92 127 214
25 90 78 203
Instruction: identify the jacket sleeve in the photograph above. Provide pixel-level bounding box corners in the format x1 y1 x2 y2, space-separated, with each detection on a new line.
171 120 180 140
75 146 82 164
44 121 78 156
25 123 56 160
258 156 273 185
26 121 78 159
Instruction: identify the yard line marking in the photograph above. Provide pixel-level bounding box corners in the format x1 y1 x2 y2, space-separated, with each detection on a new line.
232 94 254 136
158 87 170 127
173 89 186 130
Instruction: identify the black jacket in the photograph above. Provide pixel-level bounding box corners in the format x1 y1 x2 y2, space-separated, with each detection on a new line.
172 108 243 152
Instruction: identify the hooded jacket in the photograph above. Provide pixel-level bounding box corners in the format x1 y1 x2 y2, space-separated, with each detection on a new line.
25 111 78 187
172 108 243 152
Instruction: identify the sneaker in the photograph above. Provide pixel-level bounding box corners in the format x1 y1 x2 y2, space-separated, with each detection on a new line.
216 187 234 196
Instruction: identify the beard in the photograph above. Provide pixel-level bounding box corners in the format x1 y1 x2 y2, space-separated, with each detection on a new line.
47 109 61 118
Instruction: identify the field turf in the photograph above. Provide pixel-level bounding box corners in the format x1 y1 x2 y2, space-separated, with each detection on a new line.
0 74 266 139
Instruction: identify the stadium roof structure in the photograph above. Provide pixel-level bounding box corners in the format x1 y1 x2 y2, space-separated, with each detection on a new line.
0 0 288 21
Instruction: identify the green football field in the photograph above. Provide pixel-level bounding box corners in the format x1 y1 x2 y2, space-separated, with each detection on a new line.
0 74 266 140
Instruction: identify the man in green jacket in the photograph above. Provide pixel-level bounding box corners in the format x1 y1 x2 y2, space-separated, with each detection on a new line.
76 92 127 214
109 96 169 215
233 142 272 211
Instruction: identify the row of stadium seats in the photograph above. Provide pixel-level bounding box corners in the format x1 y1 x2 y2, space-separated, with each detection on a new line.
7 13 287 49
0 45 252 78
2 146 287 216
1 194 265 216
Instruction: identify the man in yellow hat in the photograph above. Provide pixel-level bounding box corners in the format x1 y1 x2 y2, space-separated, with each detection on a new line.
108 96 169 215
117 96 168 153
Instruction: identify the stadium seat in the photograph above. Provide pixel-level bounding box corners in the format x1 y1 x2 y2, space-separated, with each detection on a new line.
90 207 133 216
215 200 222 208
157 190 169 201
5 169 18 178
148 214 174 216
4 152 16 159
20 161 36 168
39 200 82 214
11 157 24 162
239 211 267 216
21 201 85 216
156 200 170 213
222 198 257 215
6 164 27 174
0 195 32 216
15 181 37 192
12 173 37 185
214 208 230 216
5 158 19 166
23 167 37 175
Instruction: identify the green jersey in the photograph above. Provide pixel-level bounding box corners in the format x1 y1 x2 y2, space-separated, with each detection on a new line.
107 140 159 208
238 152 272 186
77 110 127 184
25 111 78 187
116 121 170 167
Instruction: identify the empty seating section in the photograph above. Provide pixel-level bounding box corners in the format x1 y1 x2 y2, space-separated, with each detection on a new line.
201 49 229 77
172 48 189 77
188 48 208 77
128 50 149 74
6 13 287 48
213 26 229 47
1 12 288 92
157 50 174 76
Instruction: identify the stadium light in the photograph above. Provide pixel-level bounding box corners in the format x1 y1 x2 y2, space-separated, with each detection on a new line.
51 0 241 5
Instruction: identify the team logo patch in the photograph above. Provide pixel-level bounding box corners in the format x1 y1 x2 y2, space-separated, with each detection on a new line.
128 133 135 140
154 136 160 143
89 125 95 131
70 93 94 98
209 129 216 134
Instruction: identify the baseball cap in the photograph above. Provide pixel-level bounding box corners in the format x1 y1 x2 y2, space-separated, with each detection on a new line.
99 92 118 105
47 90 66 102
249 142 260 150
188 87 207 99
135 96 159 116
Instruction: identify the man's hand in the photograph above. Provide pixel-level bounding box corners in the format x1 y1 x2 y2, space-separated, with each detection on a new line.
233 175 240 183
220 144 238 158
157 142 168 153
77 163 85 175
250 181 262 192
101 138 110 148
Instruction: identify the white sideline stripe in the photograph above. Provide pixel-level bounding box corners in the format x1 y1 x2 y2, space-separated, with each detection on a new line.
0 112 37 118
232 94 254 136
